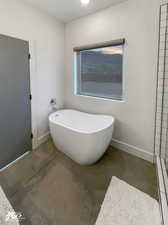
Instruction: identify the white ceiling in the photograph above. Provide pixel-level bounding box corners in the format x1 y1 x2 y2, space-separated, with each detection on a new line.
22 0 127 23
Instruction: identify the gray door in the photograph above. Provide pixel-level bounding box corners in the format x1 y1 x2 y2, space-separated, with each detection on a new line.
0 34 32 169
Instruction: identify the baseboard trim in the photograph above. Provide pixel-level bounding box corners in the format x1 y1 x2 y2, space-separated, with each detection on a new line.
111 139 154 163
36 132 50 148
35 133 154 163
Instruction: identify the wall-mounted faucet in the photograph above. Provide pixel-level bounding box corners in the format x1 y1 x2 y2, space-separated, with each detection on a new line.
50 98 56 105
50 98 58 112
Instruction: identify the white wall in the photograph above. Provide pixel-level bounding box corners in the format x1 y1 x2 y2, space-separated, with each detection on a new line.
65 0 160 158
0 0 65 148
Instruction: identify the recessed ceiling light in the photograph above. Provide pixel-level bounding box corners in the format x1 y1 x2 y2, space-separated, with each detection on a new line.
81 0 90 6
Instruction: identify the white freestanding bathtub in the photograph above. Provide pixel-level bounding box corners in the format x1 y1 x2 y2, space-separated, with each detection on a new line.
49 110 115 165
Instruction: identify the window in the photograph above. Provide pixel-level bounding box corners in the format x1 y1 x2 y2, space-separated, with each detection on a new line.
74 40 124 101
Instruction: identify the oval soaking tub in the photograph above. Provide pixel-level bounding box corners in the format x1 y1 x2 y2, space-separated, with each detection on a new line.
49 110 115 165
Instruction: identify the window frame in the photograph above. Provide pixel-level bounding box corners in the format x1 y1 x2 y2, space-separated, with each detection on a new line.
74 39 125 101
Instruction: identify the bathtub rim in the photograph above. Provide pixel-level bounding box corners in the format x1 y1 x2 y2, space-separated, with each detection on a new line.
49 109 115 135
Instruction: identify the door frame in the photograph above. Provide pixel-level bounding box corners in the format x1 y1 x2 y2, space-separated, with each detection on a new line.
29 40 38 149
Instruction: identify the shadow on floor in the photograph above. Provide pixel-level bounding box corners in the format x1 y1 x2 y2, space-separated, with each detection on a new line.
0 139 157 225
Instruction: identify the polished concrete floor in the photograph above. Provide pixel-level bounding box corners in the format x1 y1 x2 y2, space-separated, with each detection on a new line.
0 139 157 225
